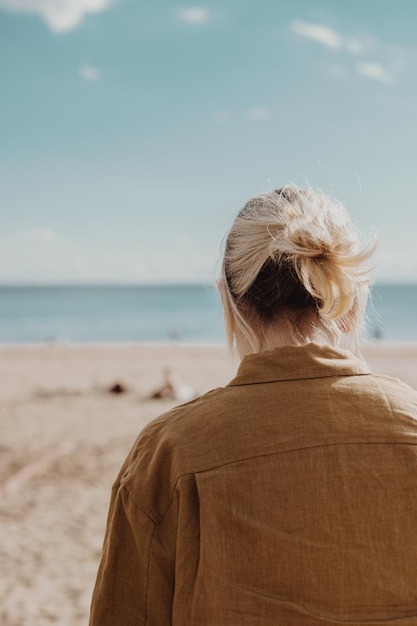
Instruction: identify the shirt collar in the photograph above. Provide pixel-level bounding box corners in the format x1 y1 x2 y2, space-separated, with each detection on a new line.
228 343 371 387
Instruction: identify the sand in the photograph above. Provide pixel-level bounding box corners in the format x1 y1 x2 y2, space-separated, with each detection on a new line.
0 342 416 626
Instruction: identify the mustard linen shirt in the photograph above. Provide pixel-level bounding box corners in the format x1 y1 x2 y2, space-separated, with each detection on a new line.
90 343 417 625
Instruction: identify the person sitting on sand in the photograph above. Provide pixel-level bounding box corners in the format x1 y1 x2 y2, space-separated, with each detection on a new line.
90 185 417 625
150 367 196 401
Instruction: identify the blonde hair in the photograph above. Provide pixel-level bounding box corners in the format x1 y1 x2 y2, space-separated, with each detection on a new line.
219 185 375 358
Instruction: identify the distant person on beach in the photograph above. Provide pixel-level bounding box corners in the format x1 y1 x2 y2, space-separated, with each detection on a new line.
150 366 196 401
90 186 417 625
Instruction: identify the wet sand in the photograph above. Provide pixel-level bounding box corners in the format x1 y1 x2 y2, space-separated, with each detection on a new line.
0 343 416 625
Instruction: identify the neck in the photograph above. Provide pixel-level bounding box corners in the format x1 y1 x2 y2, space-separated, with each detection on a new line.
234 310 358 360
254 311 342 354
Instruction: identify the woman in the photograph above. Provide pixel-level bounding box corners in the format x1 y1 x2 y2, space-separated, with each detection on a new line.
90 186 417 625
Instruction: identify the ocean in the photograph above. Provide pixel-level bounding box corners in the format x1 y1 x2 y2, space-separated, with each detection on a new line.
0 284 415 344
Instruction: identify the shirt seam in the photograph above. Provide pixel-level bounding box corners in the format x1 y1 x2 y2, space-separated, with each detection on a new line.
228 372 371 387
122 440 417 522
120 477 183 526
113 481 159 524
144 522 158 626
373 375 397 424
190 440 417 475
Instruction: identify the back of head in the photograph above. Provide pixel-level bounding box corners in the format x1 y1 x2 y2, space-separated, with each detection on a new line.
219 185 374 358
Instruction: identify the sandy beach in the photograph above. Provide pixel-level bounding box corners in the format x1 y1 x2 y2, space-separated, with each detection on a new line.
1 342 417 626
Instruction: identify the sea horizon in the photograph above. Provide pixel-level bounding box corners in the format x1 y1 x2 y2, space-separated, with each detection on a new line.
0 282 416 344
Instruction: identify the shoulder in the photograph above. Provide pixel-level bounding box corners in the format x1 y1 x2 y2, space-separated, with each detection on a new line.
335 371 417 437
367 372 417 410
332 365 417 404
359 369 417 397
116 385 235 519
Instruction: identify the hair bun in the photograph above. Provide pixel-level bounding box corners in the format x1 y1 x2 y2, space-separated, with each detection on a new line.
220 185 375 356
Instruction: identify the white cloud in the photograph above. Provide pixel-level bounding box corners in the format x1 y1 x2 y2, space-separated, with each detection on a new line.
0 0 116 33
79 64 101 81
290 21 381 57
177 6 211 25
356 62 393 83
21 228 57 244
290 20 402 85
290 20 343 50
246 107 271 122
346 39 364 55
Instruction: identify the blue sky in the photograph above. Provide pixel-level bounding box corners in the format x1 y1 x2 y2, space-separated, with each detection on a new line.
1 0 417 284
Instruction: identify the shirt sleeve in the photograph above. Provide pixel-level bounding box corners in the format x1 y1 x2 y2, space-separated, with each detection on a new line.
89 482 175 626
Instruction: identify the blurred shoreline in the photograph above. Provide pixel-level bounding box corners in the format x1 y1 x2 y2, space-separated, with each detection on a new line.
1 340 417 394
